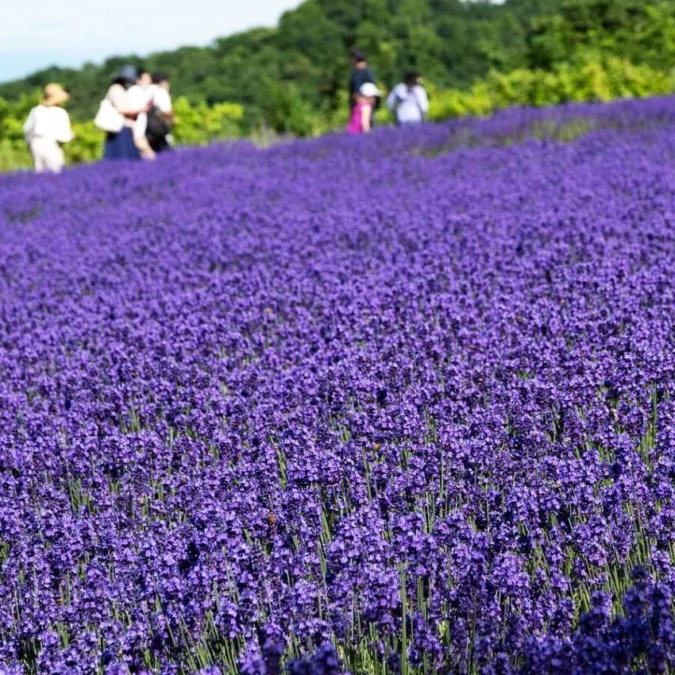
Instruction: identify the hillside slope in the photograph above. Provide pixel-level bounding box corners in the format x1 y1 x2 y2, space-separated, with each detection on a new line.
1 0 566 121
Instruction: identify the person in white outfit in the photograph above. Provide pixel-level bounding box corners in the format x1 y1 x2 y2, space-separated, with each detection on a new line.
127 68 156 160
386 71 429 126
23 83 74 173
146 72 174 153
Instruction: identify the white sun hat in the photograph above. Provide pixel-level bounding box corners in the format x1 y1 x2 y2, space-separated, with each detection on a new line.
359 82 382 97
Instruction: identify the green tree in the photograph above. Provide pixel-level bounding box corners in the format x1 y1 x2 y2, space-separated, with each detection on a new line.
527 0 675 70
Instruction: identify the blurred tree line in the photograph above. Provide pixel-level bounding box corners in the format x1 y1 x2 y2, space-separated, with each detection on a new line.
1 0 674 169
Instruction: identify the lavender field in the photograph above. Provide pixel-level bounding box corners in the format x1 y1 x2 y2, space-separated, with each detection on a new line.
1 98 675 674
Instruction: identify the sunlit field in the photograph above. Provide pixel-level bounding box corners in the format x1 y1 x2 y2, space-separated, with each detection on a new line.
1 97 674 674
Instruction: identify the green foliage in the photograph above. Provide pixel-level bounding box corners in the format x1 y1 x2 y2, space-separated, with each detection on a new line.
0 139 31 172
257 80 317 136
428 56 675 122
0 92 38 170
64 121 104 165
527 0 675 71
3 0 671 133
0 0 566 124
0 92 36 141
171 97 244 145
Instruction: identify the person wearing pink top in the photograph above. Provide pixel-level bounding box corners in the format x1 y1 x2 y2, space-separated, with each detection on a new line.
347 82 382 134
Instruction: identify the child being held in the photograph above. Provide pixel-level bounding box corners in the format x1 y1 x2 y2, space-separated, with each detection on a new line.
347 82 381 134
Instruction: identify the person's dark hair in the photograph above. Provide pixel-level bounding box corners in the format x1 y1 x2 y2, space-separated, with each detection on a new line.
404 70 420 86
152 72 169 85
137 66 149 78
111 64 138 88
351 49 367 63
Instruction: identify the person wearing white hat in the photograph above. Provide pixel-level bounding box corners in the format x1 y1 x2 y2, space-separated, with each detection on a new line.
23 83 74 173
347 82 382 134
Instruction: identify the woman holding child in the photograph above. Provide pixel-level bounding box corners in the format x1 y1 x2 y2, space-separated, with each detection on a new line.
101 65 150 160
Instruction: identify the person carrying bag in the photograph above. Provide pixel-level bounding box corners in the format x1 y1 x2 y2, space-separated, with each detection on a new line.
386 71 429 126
98 65 150 161
94 99 124 133
144 72 174 153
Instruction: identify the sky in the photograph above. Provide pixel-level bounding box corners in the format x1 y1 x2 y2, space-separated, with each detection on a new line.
0 0 302 83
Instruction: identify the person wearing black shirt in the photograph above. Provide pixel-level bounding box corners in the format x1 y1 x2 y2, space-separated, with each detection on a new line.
349 50 377 112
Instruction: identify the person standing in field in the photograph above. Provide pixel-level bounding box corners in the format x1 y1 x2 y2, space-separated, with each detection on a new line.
347 82 381 134
349 49 380 126
23 83 74 173
102 65 150 161
128 67 157 160
386 71 429 125
145 72 174 153
349 50 376 107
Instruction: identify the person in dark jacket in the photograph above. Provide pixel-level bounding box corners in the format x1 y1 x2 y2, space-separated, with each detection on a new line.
349 50 379 126
349 50 376 109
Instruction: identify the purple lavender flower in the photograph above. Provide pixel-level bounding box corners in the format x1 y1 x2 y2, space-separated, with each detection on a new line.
0 95 674 672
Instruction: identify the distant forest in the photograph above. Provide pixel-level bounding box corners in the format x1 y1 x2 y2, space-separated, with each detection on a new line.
2 0 673 130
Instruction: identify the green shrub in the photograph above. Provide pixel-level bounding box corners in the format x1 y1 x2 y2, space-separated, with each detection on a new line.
428 56 675 122
171 97 244 145
65 121 105 164
0 138 31 172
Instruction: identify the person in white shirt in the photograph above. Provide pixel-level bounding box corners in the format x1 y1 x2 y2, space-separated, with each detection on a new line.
386 71 429 126
146 72 174 153
23 83 74 173
102 65 151 161
127 68 156 160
